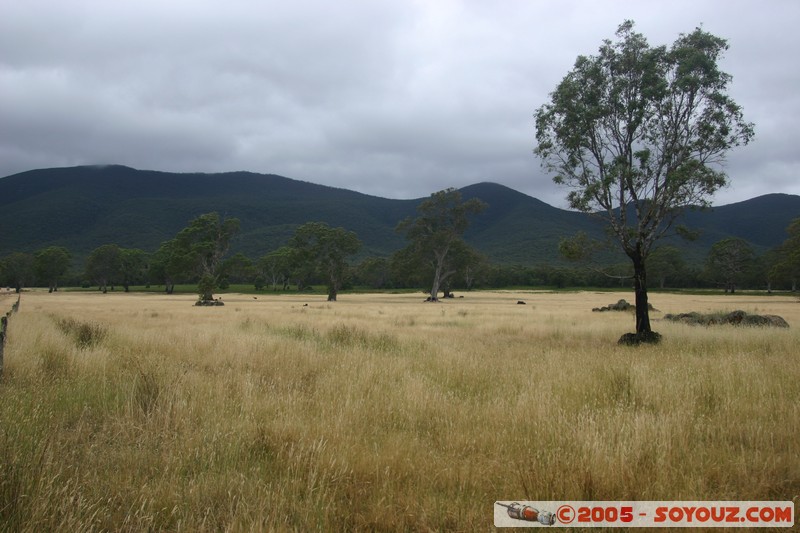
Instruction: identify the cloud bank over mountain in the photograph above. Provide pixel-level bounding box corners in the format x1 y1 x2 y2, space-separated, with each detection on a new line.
2 0 798 207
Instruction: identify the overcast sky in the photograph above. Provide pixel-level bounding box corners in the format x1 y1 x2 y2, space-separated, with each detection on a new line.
2 0 798 207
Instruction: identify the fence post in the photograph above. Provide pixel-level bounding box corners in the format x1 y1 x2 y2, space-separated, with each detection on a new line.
1 295 20 377
0 314 7 377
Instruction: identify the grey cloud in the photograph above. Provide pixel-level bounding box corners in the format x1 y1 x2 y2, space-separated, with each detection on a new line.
1 0 798 206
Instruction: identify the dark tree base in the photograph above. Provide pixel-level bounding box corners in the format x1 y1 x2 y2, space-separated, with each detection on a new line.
195 300 224 306
618 331 662 346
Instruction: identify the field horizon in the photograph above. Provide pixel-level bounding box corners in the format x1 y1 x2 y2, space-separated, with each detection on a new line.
1 290 798 530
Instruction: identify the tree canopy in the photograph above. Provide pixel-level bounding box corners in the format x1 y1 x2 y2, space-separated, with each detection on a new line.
289 222 361 301
34 246 71 293
258 247 294 291
2 252 34 293
535 20 754 342
771 218 800 291
396 188 486 301
705 237 755 293
86 244 123 293
172 212 241 302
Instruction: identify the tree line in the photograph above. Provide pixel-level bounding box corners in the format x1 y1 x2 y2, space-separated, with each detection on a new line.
0 189 484 301
2 195 799 298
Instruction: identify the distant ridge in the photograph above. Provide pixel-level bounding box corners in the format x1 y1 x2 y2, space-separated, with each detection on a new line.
1 165 798 265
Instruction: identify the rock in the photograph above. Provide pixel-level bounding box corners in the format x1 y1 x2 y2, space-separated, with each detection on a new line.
195 299 224 306
663 310 789 328
726 310 747 324
618 331 662 346
593 299 636 312
762 315 791 328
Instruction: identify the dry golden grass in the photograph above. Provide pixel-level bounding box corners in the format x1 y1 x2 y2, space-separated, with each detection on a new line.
1 290 798 531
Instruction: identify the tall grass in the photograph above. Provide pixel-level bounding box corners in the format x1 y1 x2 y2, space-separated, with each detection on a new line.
0 291 798 530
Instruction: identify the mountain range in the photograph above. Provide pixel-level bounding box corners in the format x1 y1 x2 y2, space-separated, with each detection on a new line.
1 165 797 266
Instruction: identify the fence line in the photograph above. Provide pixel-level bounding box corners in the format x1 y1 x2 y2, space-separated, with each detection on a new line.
0 294 20 377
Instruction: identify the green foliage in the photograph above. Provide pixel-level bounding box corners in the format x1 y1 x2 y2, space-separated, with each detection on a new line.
558 231 604 263
1 166 797 271
536 20 753 251
85 244 123 293
1 252 35 292
395 188 486 300
258 247 294 291
34 246 71 292
119 248 148 292
535 20 754 333
771 218 800 288
221 253 254 284
705 237 756 292
148 239 186 294
646 245 686 288
172 212 241 301
289 222 361 301
353 257 391 289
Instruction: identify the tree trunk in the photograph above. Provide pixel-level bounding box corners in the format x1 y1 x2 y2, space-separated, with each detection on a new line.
442 279 453 298
618 250 661 345
632 253 651 334
429 265 442 302
429 276 441 302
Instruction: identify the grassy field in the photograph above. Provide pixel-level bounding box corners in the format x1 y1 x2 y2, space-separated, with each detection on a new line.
0 290 798 531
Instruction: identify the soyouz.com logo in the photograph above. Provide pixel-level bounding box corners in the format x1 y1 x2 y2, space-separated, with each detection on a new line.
493 501 794 527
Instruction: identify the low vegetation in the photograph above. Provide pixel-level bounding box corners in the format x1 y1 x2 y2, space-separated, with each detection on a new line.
1 291 798 530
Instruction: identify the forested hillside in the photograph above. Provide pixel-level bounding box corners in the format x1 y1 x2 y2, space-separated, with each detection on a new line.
1 165 798 266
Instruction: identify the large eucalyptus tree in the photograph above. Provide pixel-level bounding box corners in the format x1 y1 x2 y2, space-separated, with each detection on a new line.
535 21 754 343
396 188 486 302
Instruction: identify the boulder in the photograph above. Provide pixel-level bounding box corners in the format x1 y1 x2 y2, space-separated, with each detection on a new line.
663 310 789 328
195 299 224 307
592 299 656 312
618 331 662 346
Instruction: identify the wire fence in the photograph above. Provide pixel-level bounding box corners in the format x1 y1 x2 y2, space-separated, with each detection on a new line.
0 295 20 377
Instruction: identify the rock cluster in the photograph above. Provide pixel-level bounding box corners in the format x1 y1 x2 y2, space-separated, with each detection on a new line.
618 331 663 346
195 299 224 307
592 299 656 312
663 310 789 328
